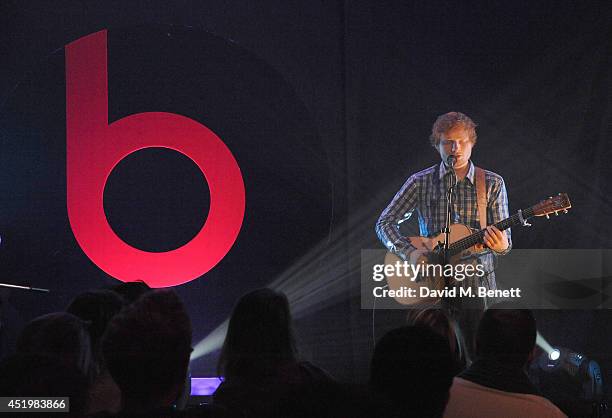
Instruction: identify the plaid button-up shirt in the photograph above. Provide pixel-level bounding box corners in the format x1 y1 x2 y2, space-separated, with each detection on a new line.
375 161 511 289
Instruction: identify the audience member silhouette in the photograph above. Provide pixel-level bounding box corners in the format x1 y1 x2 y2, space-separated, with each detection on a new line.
370 325 455 417
406 307 467 373
67 290 126 362
67 290 126 415
111 281 151 305
16 311 93 381
0 352 89 417
213 288 332 417
443 303 566 417
101 289 193 417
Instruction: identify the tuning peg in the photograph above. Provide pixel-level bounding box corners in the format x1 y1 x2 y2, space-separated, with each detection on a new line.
563 209 568 214
554 211 559 216
546 214 550 219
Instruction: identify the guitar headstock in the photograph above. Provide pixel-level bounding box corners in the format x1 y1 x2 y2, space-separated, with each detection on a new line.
533 193 571 218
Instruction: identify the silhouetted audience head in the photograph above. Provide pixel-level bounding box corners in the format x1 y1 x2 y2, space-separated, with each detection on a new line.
102 289 192 413
111 280 153 304
0 353 88 417
218 288 296 380
475 302 536 368
67 289 125 368
370 325 455 418
407 307 467 373
111 280 152 304
17 312 93 380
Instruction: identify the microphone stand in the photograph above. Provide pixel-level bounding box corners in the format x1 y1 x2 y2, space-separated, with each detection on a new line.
0 283 50 293
442 158 457 265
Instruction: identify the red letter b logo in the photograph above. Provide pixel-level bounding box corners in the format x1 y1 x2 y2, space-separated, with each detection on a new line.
65 30 245 287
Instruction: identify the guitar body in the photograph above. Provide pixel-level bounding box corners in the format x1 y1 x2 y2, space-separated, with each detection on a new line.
384 223 478 306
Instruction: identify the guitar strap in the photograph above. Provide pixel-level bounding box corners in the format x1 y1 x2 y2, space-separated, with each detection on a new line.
475 167 487 230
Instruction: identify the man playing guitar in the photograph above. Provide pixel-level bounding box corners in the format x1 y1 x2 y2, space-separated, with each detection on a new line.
375 111 511 360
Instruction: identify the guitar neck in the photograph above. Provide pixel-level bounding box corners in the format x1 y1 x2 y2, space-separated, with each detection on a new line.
448 207 536 256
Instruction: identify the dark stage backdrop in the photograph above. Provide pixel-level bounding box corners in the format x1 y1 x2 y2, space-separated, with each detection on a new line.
1 0 611 391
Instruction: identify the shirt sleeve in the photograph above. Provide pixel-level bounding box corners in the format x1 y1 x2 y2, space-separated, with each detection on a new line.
488 177 512 256
375 175 420 260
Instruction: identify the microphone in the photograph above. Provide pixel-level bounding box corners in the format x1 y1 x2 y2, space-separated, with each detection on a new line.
446 155 457 168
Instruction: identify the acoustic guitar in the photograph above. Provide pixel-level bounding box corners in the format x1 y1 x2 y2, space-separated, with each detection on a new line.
383 193 571 305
